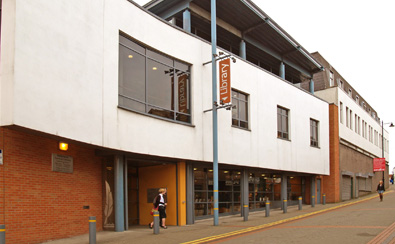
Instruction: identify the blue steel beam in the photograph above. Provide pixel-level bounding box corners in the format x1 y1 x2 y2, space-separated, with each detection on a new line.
114 155 125 232
183 9 191 32
211 0 219 226
154 0 192 21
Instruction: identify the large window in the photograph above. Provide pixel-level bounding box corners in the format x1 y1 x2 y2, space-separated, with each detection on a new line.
232 90 248 129
277 106 289 139
118 35 191 123
310 119 319 147
194 167 241 218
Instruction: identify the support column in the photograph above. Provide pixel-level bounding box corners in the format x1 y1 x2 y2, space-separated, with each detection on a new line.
311 176 316 207
309 79 314 94
183 9 191 33
186 163 194 225
242 170 249 221
279 61 285 79
124 161 128 230
114 155 125 232
239 40 246 59
281 175 287 209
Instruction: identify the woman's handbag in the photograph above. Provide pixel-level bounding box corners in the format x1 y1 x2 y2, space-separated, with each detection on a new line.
150 206 158 215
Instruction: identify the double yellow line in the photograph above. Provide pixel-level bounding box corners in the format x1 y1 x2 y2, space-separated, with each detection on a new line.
182 192 387 244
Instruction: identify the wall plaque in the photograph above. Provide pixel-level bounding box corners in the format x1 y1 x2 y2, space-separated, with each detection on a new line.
52 153 73 173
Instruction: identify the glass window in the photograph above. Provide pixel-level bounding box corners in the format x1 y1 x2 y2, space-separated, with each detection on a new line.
310 119 319 147
329 71 334 87
277 106 289 139
232 90 249 129
340 102 343 124
118 34 191 123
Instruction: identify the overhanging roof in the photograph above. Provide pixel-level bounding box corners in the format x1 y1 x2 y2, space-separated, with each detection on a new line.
144 0 323 77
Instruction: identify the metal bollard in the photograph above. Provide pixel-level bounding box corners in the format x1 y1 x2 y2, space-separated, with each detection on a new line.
323 194 326 205
298 197 302 210
283 199 287 213
265 200 270 217
153 211 160 234
311 195 315 207
243 204 249 221
0 224 5 244
89 217 96 244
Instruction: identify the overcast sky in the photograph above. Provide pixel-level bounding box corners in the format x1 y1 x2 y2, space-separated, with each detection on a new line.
133 0 395 173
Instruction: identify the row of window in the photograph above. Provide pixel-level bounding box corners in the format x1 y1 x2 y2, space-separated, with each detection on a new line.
119 35 319 147
331 71 379 122
339 102 389 152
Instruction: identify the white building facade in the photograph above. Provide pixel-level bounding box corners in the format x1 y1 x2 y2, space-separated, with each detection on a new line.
0 0 329 242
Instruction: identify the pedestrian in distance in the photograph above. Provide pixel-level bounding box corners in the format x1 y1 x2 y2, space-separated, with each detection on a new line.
376 180 385 202
149 188 168 229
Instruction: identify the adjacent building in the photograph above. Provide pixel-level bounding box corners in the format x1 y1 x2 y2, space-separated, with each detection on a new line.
301 52 390 203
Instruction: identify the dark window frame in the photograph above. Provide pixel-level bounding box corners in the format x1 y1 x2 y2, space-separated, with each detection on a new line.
118 34 191 124
231 89 249 129
277 106 289 140
310 119 319 147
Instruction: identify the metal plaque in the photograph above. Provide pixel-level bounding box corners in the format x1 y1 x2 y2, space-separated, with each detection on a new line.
52 153 73 173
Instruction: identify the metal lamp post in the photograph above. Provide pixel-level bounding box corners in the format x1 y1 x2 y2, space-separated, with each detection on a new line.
381 121 394 182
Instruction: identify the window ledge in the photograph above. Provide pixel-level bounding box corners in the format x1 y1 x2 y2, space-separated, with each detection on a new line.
310 145 320 149
231 125 251 131
277 137 291 142
117 106 195 128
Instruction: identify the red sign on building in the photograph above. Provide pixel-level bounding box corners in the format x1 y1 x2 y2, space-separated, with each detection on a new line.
219 58 231 104
373 158 386 172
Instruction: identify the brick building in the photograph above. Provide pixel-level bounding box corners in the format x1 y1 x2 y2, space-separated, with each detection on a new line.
301 52 390 202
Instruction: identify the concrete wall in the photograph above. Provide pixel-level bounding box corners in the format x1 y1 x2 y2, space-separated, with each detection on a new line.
1 0 329 175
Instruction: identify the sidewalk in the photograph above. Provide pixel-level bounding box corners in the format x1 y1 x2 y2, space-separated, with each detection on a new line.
44 185 395 244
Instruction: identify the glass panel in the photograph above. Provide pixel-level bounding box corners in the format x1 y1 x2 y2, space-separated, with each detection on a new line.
119 36 145 53
219 192 231 202
146 49 173 66
239 93 247 101
233 203 241 212
147 105 174 120
239 101 247 121
175 61 189 72
233 192 241 203
119 96 145 113
146 59 174 110
195 203 207 216
119 46 145 102
194 192 207 202
219 203 231 214
232 100 238 119
219 170 232 191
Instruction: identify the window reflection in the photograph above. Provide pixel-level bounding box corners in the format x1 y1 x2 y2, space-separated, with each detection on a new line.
118 34 191 123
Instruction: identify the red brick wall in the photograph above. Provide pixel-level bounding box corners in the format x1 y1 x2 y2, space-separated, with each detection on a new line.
0 127 103 244
323 104 341 203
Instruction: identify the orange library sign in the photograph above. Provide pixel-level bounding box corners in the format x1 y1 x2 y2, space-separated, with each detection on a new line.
219 58 231 104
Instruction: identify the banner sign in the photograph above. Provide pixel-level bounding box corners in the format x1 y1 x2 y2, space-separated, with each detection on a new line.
219 58 231 104
373 158 386 172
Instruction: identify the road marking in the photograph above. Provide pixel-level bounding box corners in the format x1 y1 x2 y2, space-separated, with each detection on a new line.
181 191 392 244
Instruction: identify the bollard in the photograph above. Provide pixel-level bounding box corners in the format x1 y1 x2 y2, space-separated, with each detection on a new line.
265 200 270 217
243 204 249 221
153 211 160 234
0 224 5 244
323 194 326 205
89 217 96 244
311 195 315 207
298 197 302 210
283 199 287 213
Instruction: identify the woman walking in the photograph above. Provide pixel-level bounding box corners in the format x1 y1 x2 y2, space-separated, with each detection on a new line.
149 188 168 229
376 180 385 201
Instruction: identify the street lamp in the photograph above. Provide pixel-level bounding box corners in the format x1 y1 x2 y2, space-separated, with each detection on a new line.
381 121 394 182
